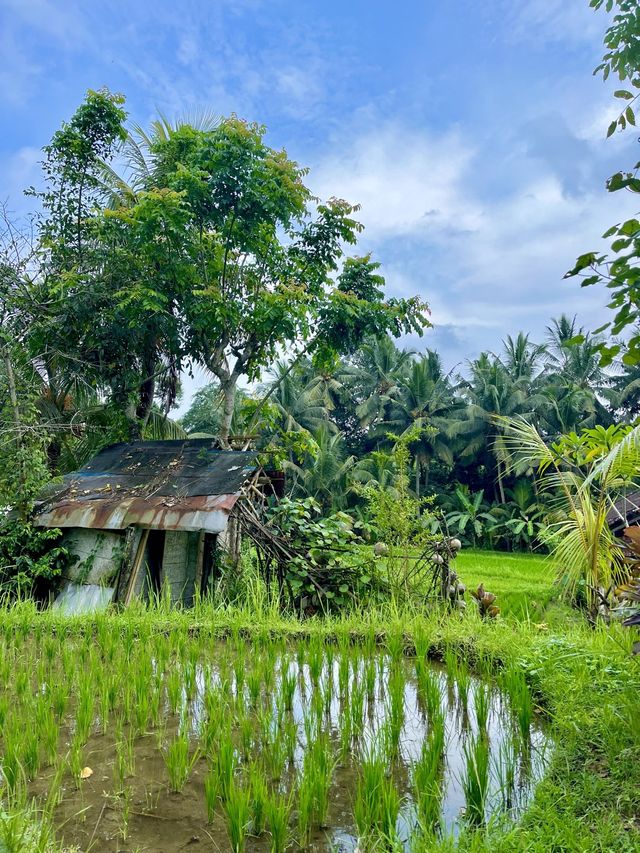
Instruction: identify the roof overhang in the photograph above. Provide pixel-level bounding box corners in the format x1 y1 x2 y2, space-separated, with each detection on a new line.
34 493 239 534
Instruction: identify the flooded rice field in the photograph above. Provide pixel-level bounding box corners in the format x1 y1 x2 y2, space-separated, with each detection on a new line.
0 626 550 850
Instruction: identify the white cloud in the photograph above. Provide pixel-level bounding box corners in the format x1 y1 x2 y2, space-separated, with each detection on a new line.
312 120 640 366
499 0 604 46
313 124 482 238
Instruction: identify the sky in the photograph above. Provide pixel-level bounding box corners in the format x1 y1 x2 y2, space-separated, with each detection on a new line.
1 0 639 413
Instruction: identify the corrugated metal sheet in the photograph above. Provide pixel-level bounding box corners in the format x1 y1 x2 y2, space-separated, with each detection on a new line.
34 440 257 533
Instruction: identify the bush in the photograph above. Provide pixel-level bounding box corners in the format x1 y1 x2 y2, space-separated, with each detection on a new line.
0 517 69 600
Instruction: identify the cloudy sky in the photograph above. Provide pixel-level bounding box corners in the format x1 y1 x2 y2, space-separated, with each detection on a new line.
1 0 638 410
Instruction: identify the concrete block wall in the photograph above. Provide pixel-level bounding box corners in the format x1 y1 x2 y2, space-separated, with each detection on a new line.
63 529 126 585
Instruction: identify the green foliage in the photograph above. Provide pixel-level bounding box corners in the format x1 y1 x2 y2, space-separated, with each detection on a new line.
265 497 380 611
0 520 68 599
566 2 640 362
359 426 434 547
502 417 639 614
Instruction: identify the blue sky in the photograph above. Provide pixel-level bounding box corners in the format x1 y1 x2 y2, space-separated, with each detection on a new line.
1 0 639 410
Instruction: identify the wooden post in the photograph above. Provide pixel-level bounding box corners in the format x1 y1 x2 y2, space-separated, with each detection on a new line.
122 529 150 606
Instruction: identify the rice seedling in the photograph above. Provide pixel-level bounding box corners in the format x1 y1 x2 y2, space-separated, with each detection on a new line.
307 636 324 685
337 647 350 698
365 656 377 699
496 734 518 811
280 666 297 713
68 734 84 790
204 768 220 823
456 664 471 713
249 762 269 835
350 677 367 742
43 759 66 814
412 723 445 833
247 665 262 707
354 742 400 847
120 785 133 841
224 780 252 853
266 790 291 853
462 734 490 827
475 683 490 732
164 730 199 792
239 712 255 758
282 715 298 763
386 628 405 663
38 704 59 767
167 667 183 715
216 728 238 800
339 709 352 763
297 770 315 846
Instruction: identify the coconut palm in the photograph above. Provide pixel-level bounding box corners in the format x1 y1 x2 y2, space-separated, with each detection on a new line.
501 416 640 616
501 332 546 383
541 315 611 433
265 361 334 436
98 110 222 207
455 354 545 502
380 351 461 494
284 426 355 511
352 336 413 428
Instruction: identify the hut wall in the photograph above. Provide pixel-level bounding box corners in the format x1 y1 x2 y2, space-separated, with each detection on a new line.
63 528 126 585
161 531 200 606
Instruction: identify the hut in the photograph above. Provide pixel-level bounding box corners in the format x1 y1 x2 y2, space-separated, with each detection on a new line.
33 439 269 612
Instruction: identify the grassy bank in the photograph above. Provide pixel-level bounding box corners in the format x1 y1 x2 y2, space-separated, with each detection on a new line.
455 549 558 621
0 597 637 852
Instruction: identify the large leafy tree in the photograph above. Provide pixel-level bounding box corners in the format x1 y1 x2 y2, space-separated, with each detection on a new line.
101 117 429 445
25 96 429 447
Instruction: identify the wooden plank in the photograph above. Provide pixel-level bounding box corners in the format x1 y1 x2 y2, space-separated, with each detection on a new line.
194 531 205 599
122 528 150 606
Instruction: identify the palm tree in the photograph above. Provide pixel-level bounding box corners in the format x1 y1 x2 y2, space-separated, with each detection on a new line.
501 417 639 616
456 354 545 503
352 336 413 428
264 361 334 436
284 426 355 511
502 332 546 383
98 110 222 207
381 351 460 494
541 315 611 433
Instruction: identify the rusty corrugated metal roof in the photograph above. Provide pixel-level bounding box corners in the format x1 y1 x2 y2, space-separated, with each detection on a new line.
34 440 257 533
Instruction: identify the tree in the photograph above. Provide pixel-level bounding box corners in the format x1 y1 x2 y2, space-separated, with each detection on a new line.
456 353 542 503
383 351 460 495
502 417 638 617
541 316 611 433
284 426 355 511
101 117 429 445
565 1 640 364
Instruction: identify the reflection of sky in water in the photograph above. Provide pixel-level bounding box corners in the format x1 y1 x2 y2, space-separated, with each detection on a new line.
184 646 551 849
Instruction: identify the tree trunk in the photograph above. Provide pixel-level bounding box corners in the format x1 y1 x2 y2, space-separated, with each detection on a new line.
496 459 506 504
219 378 236 448
415 461 420 497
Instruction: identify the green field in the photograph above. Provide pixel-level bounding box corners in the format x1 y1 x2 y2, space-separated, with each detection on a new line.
455 549 557 620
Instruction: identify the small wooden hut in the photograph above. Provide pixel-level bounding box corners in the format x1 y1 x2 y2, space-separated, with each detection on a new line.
33 439 271 612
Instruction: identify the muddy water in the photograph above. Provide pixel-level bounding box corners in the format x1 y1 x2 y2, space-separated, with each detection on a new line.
31 648 550 852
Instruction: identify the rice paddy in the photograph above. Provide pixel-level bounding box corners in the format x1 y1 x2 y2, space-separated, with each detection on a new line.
0 617 550 851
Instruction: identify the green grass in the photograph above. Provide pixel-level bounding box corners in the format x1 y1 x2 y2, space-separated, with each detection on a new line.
455 549 559 619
